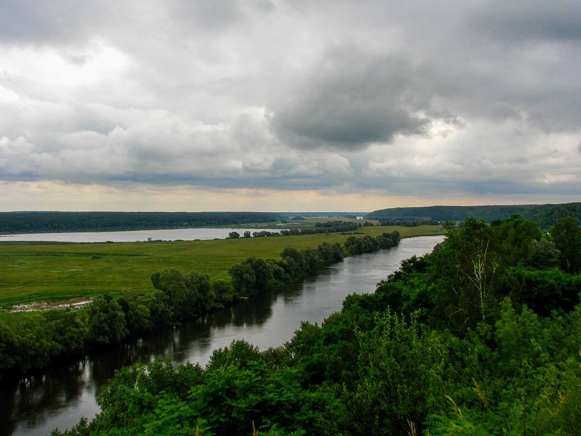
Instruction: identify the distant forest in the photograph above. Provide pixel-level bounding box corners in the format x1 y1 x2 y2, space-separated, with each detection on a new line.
0 212 281 234
367 202 581 229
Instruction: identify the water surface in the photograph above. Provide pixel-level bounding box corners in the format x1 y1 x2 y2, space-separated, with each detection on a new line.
0 228 279 243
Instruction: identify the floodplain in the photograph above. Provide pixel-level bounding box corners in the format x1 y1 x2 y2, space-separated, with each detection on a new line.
0 224 442 309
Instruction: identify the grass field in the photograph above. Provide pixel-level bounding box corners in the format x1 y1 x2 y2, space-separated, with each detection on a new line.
0 225 443 308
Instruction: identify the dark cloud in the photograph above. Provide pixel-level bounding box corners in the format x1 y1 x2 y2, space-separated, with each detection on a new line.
355 174 581 198
469 1 581 43
269 50 434 150
170 0 243 31
0 0 107 45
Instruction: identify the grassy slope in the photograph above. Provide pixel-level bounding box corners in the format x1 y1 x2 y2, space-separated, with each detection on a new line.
0 225 442 308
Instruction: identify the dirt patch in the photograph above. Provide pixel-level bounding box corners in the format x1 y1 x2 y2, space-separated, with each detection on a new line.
10 298 92 313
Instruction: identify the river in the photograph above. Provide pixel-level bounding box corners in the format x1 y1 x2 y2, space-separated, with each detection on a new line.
0 235 444 436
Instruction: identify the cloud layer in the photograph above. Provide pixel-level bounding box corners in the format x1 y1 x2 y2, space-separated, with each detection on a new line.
1 0 580 210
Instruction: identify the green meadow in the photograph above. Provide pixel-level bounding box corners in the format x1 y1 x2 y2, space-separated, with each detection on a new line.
0 225 442 308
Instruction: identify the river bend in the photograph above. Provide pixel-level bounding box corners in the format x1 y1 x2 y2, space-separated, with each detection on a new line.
1 235 443 436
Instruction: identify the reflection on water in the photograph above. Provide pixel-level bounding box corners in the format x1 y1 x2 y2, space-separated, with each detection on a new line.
0 236 443 436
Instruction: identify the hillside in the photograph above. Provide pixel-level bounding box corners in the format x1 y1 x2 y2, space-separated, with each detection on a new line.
367 202 581 228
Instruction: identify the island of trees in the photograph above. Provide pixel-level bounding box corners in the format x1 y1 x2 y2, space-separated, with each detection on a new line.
44 214 581 435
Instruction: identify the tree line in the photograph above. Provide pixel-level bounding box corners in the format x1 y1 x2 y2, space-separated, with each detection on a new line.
0 212 280 234
279 221 360 235
49 215 581 436
367 204 539 222
379 218 440 227
227 221 362 239
367 202 581 230
0 232 399 375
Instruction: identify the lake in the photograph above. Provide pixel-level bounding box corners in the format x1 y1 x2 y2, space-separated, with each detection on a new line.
0 228 281 243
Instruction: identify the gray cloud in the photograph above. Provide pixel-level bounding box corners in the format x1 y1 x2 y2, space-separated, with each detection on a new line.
469 1 581 43
0 0 108 45
170 0 244 31
269 50 434 150
0 0 580 207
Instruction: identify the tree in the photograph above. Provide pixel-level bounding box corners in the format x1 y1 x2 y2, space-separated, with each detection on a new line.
502 266 581 315
43 309 87 356
124 299 152 333
301 247 323 274
185 272 215 314
151 269 190 320
86 295 128 345
227 231 240 239
434 218 502 328
136 290 173 328
228 261 257 297
551 216 581 274
525 239 561 270
496 214 542 267
213 279 234 306
0 321 18 370
331 311 448 436
316 242 344 263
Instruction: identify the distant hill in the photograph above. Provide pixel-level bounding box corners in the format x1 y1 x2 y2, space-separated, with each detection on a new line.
278 212 368 218
528 203 581 228
0 211 281 234
366 203 581 229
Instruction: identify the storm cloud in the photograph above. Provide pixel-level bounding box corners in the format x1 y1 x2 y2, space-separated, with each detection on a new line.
0 0 580 210
270 50 434 149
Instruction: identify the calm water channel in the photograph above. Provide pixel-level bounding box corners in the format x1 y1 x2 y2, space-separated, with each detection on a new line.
0 235 444 436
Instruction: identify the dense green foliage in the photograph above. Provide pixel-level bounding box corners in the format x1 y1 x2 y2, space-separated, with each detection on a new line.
343 232 399 254
280 221 360 235
0 212 281 234
0 233 399 375
379 218 440 227
50 215 581 436
368 202 581 229
367 205 538 222
531 202 581 229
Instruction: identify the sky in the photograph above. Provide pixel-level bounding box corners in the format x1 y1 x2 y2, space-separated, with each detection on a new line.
1 0 580 212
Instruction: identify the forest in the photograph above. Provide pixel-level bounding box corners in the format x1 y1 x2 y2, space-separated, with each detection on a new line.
367 202 581 229
47 214 581 436
0 212 281 234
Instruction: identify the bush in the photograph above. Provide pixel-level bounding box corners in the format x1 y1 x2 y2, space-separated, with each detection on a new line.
86 295 128 345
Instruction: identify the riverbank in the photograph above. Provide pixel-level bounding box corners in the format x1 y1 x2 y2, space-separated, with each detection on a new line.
1 236 444 436
0 230 403 375
0 225 442 308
